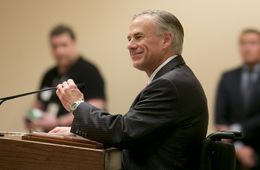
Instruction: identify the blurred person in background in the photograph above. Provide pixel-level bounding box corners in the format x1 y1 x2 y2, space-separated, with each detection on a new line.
25 25 106 132
215 29 260 170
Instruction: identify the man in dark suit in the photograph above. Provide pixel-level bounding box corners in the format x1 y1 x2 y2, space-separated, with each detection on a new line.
50 10 208 170
215 29 260 170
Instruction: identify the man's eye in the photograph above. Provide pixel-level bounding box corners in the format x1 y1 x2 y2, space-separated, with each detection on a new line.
135 36 143 40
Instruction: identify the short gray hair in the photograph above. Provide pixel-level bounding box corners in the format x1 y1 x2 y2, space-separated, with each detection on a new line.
133 10 184 54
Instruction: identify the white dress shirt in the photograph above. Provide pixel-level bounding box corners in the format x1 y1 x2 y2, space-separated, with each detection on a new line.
148 55 177 84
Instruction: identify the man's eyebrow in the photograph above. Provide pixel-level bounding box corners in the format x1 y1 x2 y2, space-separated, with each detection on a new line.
134 32 144 36
127 32 144 40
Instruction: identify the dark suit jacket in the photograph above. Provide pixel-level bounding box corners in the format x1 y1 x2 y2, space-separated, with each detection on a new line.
215 67 260 153
71 55 209 170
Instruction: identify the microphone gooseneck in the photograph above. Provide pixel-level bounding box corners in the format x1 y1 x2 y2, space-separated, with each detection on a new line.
0 83 85 106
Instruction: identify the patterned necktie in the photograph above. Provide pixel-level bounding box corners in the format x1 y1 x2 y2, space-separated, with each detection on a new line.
242 70 254 113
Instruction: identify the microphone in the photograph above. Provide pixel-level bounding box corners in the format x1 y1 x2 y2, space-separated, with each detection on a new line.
0 83 85 106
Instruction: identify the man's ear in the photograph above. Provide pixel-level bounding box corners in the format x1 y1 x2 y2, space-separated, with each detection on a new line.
162 32 173 49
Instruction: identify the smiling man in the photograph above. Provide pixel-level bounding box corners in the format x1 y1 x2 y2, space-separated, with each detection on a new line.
50 10 208 170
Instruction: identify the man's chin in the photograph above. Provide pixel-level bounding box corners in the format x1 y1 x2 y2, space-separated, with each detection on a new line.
244 59 259 66
132 62 146 71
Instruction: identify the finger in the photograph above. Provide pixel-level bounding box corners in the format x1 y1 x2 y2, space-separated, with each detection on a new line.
57 82 67 97
62 81 69 90
67 79 77 89
56 83 63 90
56 84 63 96
48 127 60 133
56 89 60 98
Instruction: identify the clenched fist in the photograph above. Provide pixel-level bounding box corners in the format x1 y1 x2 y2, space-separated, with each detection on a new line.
56 79 84 112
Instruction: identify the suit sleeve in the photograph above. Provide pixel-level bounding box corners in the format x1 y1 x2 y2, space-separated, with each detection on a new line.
70 79 178 148
215 74 230 125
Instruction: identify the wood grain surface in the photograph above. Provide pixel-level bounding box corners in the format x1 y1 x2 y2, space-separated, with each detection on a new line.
0 137 121 170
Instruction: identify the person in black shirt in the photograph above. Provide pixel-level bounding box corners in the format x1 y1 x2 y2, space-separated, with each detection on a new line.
26 25 106 132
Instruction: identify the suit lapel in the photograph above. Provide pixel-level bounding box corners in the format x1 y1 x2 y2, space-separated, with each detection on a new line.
153 55 185 82
247 72 260 116
130 55 185 108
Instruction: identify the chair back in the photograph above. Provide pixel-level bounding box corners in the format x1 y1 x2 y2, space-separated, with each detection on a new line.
199 130 242 170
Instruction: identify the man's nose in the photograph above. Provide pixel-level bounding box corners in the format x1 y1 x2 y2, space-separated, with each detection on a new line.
127 40 138 50
54 46 64 54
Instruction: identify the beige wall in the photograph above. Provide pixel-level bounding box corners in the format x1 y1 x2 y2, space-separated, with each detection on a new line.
0 0 259 133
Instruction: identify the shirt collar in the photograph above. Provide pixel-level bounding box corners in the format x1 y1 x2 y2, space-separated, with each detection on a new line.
148 55 177 84
243 63 260 73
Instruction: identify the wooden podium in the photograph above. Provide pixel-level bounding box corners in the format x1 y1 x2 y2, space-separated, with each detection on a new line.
0 134 121 170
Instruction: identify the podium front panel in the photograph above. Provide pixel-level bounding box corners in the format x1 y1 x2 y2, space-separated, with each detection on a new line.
0 137 121 170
